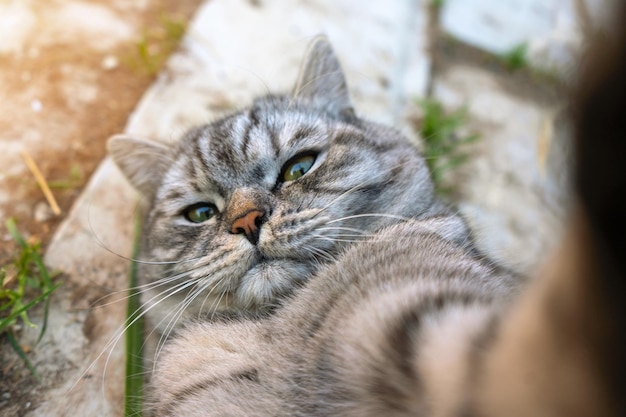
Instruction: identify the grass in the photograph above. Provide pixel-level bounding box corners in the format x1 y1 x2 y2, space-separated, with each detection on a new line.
124 214 144 417
418 99 479 195
48 163 84 190
500 42 529 71
1 218 60 380
431 0 445 9
127 13 188 75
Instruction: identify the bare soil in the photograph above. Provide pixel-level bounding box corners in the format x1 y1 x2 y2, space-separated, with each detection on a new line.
0 0 202 265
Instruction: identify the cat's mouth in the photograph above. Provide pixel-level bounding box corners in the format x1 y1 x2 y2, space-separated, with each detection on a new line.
255 251 270 264
254 251 297 266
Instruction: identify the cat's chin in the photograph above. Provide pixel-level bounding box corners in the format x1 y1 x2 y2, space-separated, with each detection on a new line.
233 258 315 310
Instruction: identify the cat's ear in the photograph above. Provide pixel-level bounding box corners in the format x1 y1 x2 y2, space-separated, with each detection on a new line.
107 134 172 199
293 36 355 120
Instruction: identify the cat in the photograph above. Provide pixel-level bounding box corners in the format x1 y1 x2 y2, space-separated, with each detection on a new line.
110 36 519 415
109 18 626 415
108 37 471 338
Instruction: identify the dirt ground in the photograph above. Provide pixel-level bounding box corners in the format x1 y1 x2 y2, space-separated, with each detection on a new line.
0 0 202 414
0 0 202 265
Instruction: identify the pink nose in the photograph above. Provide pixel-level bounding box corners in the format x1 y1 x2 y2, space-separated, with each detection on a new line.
231 210 265 244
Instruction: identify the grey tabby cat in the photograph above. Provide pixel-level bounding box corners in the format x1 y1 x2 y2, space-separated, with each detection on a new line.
109 38 520 415
108 38 474 335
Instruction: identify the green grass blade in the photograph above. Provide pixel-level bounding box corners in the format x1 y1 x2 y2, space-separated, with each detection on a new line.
6 218 27 249
125 214 144 417
7 330 40 381
5 218 57 344
31 251 55 344
0 284 60 333
36 293 52 345
2 217 60 378
417 98 480 195
0 297 17 313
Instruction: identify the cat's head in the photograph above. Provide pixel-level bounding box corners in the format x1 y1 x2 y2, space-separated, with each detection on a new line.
108 37 438 326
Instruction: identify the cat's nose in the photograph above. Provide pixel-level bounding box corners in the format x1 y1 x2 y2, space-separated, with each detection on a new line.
231 210 265 245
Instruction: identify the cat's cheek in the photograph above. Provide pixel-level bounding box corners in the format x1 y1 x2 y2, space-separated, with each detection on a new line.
257 212 336 260
256 223 296 259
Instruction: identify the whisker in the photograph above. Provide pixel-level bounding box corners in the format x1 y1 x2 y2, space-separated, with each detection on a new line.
87 202 204 266
153 274 233 365
312 235 372 244
326 213 412 224
300 243 337 264
311 234 360 244
153 283 205 365
209 287 229 320
197 275 229 319
316 226 369 234
69 273 201 395
88 268 202 310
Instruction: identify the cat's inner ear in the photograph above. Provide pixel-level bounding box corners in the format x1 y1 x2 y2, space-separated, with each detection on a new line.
107 134 172 199
293 36 354 120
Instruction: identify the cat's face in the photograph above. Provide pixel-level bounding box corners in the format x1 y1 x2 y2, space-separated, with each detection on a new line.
109 38 437 329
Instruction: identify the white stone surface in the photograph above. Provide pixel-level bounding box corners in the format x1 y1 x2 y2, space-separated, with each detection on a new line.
0 0 133 54
127 0 430 143
432 65 570 274
35 160 135 416
441 0 583 76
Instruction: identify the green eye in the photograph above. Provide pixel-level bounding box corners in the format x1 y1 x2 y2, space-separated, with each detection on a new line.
281 154 316 182
183 203 218 223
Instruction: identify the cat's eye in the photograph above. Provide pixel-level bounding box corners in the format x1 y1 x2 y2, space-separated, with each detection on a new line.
183 202 218 223
281 154 317 182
